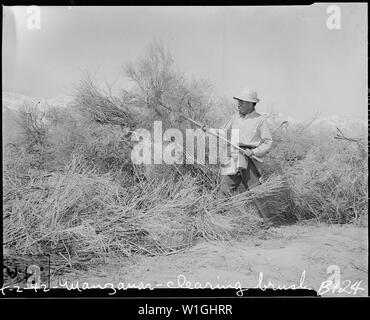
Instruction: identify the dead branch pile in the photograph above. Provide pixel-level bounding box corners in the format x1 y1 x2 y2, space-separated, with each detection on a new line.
3 153 291 271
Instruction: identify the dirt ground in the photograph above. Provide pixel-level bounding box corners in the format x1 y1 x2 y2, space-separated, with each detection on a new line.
54 223 368 297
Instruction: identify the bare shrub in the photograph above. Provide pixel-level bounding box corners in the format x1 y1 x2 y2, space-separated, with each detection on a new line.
16 102 48 149
45 106 86 168
265 125 368 223
74 71 138 128
124 40 214 131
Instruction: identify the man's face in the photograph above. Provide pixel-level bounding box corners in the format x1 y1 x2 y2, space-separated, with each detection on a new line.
236 99 255 115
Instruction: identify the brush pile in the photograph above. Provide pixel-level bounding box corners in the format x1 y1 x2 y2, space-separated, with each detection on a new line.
4 145 293 271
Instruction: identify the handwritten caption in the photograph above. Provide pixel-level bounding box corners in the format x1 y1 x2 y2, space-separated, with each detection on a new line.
1 265 365 296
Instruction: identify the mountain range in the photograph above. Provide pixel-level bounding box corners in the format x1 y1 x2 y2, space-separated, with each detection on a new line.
2 91 367 146
3 91 73 111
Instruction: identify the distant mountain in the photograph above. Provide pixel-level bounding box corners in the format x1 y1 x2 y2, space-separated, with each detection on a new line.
2 91 73 111
264 112 300 128
265 112 367 136
312 115 367 132
2 91 39 110
44 94 74 108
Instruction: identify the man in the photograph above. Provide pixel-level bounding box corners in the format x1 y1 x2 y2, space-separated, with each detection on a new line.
220 88 273 219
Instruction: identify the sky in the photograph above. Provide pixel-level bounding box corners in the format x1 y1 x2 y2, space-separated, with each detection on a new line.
2 4 367 121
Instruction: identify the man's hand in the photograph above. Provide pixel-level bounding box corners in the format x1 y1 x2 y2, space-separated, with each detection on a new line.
242 148 254 157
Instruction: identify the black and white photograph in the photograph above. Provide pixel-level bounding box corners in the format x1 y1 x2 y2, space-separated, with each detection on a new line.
2 3 368 304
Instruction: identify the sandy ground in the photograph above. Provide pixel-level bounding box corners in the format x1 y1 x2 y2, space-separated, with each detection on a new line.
54 224 368 297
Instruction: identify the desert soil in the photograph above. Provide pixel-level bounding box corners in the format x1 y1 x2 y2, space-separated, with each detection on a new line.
54 223 368 297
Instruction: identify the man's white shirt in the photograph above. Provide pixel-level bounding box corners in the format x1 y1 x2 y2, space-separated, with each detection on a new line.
220 110 273 175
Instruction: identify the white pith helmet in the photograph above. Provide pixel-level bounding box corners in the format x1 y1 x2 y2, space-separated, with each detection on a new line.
233 88 260 103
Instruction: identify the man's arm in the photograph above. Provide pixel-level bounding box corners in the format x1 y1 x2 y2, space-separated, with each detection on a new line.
251 118 273 157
